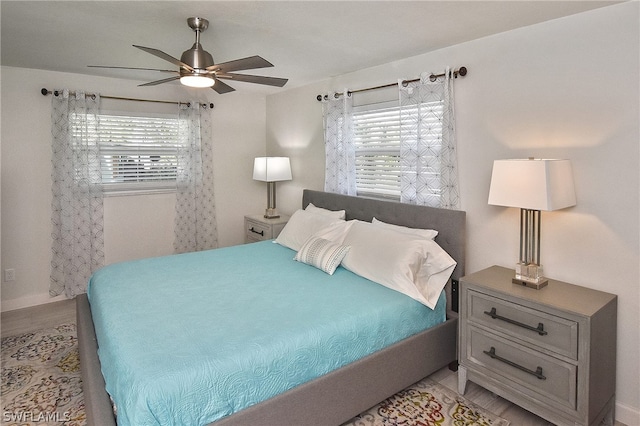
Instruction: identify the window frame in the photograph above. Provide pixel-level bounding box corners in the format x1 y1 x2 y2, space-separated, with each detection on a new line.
352 98 446 202
352 100 402 201
70 110 182 196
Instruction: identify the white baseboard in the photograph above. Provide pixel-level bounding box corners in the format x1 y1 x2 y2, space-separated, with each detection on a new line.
616 400 640 426
1 293 67 312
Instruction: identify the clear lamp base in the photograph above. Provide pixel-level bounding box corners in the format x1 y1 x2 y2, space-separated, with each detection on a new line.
264 208 280 219
513 262 548 289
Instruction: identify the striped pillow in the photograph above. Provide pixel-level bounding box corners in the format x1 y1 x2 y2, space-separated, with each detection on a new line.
295 236 350 275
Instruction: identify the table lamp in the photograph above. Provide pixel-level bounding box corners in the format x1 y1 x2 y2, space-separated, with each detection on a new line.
488 158 576 289
253 157 292 218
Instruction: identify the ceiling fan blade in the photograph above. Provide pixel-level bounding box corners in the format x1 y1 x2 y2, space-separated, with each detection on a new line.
217 73 288 87
88 65 178 73
209 55 274 73
212 79 236 94
138 76 181 87
133 45 194 71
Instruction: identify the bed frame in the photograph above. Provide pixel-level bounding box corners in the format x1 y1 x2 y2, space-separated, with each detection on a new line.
76 189 466 426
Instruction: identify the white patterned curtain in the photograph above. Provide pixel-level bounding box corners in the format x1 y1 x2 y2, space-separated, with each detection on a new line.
399 69 459 209
322 91 357 195
50 89 104 297
174 102 218 253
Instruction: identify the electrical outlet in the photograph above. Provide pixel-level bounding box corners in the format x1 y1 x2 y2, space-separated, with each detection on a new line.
4 269 16 282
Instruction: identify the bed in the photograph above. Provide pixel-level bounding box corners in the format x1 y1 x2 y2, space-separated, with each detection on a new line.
76 189 466 426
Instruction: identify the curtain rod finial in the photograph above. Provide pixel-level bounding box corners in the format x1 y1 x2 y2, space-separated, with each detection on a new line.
41 88 49 96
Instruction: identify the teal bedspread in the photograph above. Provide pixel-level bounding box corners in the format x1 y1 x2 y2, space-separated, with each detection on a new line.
87 241 446 426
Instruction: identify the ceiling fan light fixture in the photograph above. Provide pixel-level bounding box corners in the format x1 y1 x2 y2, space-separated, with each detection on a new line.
90 16 287 94
180 74 215 88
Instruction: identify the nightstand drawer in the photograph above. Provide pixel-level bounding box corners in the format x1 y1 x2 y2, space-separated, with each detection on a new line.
468 327 577 411
468 290 578 359
244 215 290 244
246 220 271 242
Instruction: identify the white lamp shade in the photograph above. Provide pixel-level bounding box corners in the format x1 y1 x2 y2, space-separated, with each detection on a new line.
253 157 292 182
488 159 576 211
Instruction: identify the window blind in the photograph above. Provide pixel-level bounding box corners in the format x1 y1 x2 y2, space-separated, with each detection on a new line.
353 101 444 200
70 113 180 193
353 105 402 199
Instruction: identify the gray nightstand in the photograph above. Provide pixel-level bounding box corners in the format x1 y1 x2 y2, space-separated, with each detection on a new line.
244 214 290 243
458 266 617 426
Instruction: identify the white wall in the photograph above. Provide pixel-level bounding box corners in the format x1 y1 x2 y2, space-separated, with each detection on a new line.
1 66 267 311
266 3 639 424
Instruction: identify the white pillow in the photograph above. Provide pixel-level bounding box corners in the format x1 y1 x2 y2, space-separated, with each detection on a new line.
295 236 350 275
305 203 346 220
372 217 438 240
341 221 456 309
275 209 342 251
310 220 356 245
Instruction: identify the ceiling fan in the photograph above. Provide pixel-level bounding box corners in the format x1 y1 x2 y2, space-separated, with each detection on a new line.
89 17 288 94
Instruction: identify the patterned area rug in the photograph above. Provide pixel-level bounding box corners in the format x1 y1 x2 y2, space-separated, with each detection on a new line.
343 378 510 426
1 324 85 425
1 324 508 426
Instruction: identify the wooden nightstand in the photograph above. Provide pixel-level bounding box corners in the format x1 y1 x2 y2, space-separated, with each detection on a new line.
244 214 290 243
458 266 617 426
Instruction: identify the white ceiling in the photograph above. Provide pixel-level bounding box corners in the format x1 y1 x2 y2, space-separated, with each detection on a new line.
0 1 620 95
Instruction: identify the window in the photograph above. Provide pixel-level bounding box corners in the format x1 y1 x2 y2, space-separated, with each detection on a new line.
70 112 180 194
352 100 444 201
353 103 402 200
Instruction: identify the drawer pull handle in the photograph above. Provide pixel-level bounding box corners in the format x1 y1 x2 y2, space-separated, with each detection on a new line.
249 227 264 236
484 307 547 336
483 347 546 380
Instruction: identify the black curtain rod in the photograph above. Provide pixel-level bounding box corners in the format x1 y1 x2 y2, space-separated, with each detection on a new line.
40 88 214 109
316 66 467 101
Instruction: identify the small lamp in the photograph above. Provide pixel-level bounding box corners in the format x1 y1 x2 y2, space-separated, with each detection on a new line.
253 157 292 219
488 158 576 289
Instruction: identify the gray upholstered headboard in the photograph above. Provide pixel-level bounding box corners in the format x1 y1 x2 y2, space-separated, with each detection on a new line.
302 189 466 282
